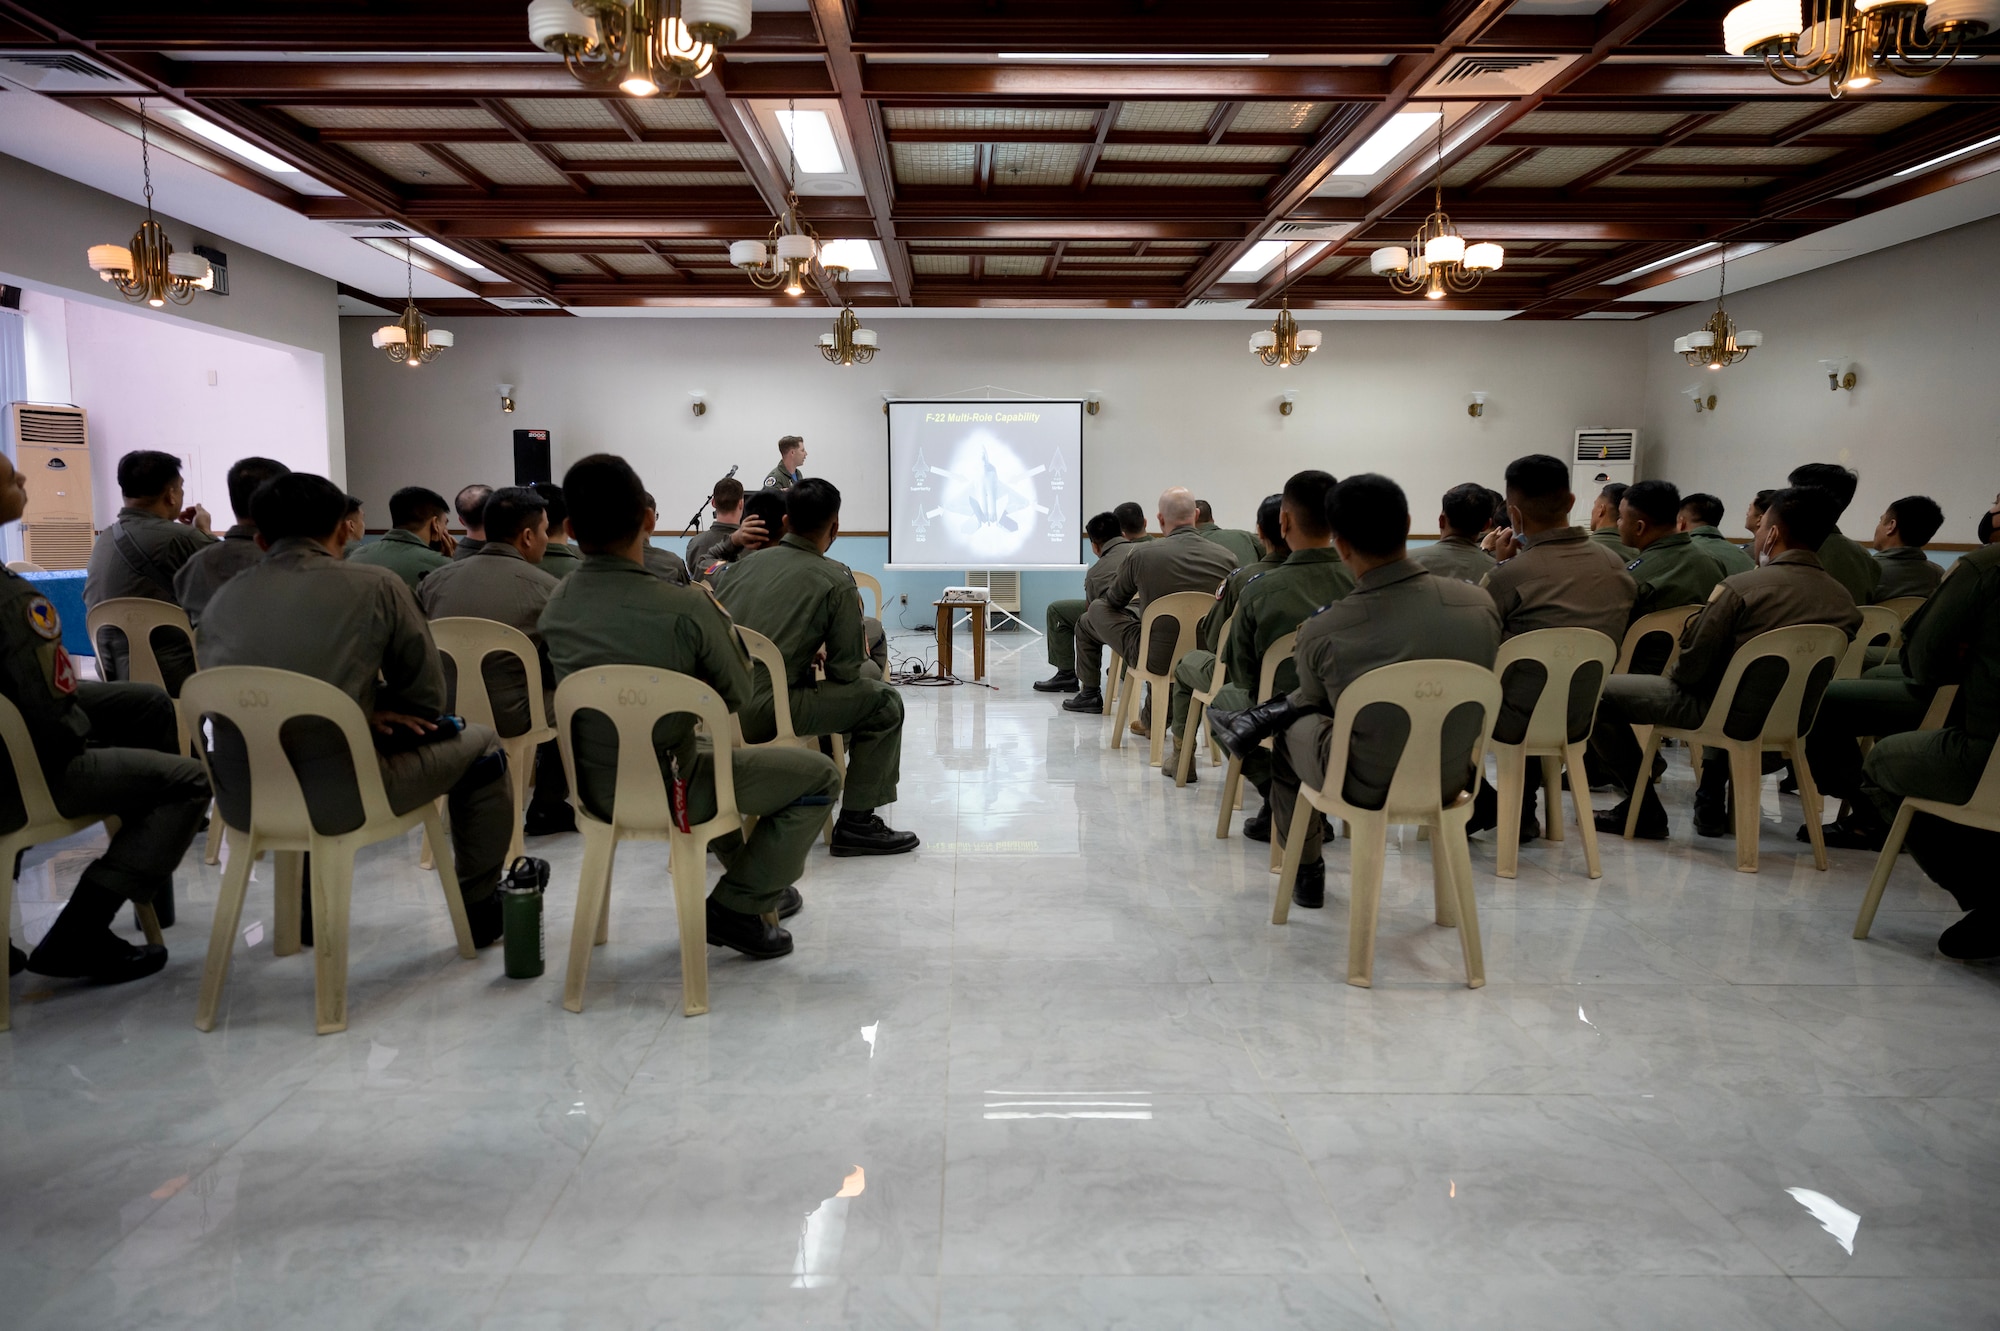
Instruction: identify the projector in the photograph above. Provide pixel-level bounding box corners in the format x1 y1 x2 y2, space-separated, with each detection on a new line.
940 586 990 604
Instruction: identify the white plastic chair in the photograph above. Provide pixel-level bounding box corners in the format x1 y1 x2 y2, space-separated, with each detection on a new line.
86 597 223 866
1489 628 1619 880
1176 612 1233 788
0 695 161 1032
1854 686 1985 937
1877 595 1927 622
554 665 746 1019
1215 629 1298 840
736 625 835 844
6 560 47 573
852 570 884 621
1836 605 1902 681
429 618 557 865
1613 604 1703 677
1111 590 1212 769
1623 624 1851 873
181 666 475 1035
1271 660 1501 989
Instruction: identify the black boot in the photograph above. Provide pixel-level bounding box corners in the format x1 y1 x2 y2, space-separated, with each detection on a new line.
1061 688 1104 715
706 898 793 959
138 880 175 930
1799 813 1887 851
1595 788 1669 840
776 886 803 920
1242 802 1272 843
467 892 504 949
9 941 25 976
27 882 168 984
830 810 920 857
524 801 577 837
1939 909 2000 962
1291 859 1326 910
1034 669 1081 693
1693 757 1732 839
1208 696 1303 762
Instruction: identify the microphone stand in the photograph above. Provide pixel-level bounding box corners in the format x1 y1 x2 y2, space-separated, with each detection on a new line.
682 495 711 535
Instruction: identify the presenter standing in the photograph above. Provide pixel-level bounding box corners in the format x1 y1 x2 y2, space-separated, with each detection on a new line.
763 435 807 491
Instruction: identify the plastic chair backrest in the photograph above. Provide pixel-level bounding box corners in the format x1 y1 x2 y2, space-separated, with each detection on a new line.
1957 725 2000 814
734 624 801 742
1201 613 1235 694
1694 624 1851 744
0 693 73 828
6 560 46 574
1492 627 1619 749
1256 630 1299 702
86 596 195 690
852 571 883 621
1135 591 1213 677
428 617 550 733
553 665 737 833
1836 606 1902 681
179 666 399 842
1878 595 1927 622
1613 604 1702 675
1320 659 1502 820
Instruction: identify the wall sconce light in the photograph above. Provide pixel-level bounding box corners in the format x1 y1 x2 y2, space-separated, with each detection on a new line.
1085 391 1102 416
1467 391 1488 419
1818 359 1858 391
1682 384 1717 413
1279 391 1296 417
689 391 707 417
498 383 515 414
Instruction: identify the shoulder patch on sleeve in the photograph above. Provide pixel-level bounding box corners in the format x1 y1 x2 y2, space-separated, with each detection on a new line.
51 644 77 694
697 582 734 622
25 595 60 640
1625 558 1643 572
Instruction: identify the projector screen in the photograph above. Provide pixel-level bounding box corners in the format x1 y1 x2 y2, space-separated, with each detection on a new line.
885 399 1085 570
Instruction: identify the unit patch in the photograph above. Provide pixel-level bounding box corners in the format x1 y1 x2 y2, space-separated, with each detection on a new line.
25 596 60 640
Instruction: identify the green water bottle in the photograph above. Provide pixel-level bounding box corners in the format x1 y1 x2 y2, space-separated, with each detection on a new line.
500 856 548 979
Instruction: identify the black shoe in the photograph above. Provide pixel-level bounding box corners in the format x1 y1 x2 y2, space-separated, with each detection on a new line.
1062 688 1103 714
1693 798 1731 839
831 813 921 857
1291 859 1326 910
28 881 169 984
1207 696 1303 762
1033 670 1081 693
706 899 794 959
524 804 577 837
137 881 174 930
1798 818 1886 851
1242 804 1272 843
467 893 504 949
9 942 25 976
1939 909 2000 962
1596 795 1668 840
776 886 803 920
1778 773 1799 796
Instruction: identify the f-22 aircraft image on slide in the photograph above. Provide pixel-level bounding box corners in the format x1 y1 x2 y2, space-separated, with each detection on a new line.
942 446 1030 533
914 434 1053 560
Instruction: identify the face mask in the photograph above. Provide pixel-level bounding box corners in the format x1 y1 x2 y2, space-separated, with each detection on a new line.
1754 524 1776 566
1980 510 1997 545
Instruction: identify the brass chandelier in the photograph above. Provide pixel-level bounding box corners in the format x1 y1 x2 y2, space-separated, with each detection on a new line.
85 101 215 309
1369 107 1503 300
1673 249 1763 370
526 0 751 98
1246 244 1321 368
371 240 455 368
731 100 840 296
1724 0 1997 98
819 308 879 367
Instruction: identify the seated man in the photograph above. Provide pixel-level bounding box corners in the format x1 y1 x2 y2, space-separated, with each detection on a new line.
0 453 210 986
174 456 290 629
1621 479 1723 624
717 477 918 857
1114 501 1151 544
1789 462 1881 605
416 485 573 836
1065 487 1237 717
638 491 692 586
340 495 366 551
451 484 492 561
532 483 583 580
1589 486 1861 839
199 472 524 948
685 476 770 573
1470 453 1637 840
1743 489 1775 541
1036 511 1133 694
1164 493 1289 776
539 454 843 958
1858 537 2000 959
1194 498 1261 568
1871 494 1945 600
1588 482 1637 564
82 448 216 689
1209 474 1501 908
347 486 454 591
1677 492 1755 577
1411 483 1499 584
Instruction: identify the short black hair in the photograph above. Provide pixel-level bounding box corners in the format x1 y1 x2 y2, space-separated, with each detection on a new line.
455 483 493 528
743 488 787 535
1255 493 1285 551
1887 494 1944 548
1440 483 1493 537
562 454 646 552
1484 488 1507 529
1599 481 1629 508
1787 463 1858 517
226 457 290 520
482 485 549 544
1195 498 1215 524
389 486 450 529
712 477 745 512
785 476 842 538
1326 473 1409 557
1281 469 1337 539
1680 492 1726 527
1085 511 1122 546
1765 485 1837 552
530 481 568 529
1750 488 1777 515
1114 501 1148 535
343 494 363 518
251 472 348 542
117 449 183 500
1622 478 1681 527
1503 454 1573 525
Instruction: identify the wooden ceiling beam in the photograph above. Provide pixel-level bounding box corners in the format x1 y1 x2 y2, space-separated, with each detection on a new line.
1074 101 1121 190
1204 102 1245 146
1466 145 1539 193
477 97 590 196
1555 63 2000 101
1563 110 1719 193
810 0 915 306
860 64 1392 102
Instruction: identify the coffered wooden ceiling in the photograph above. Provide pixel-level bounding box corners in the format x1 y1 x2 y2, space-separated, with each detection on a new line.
6 0 2000 317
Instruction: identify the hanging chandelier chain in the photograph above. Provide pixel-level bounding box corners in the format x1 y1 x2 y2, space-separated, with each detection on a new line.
138 97 154 217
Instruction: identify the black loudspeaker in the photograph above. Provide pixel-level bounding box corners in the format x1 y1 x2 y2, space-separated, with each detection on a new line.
512 429 552 486
0 286 20 310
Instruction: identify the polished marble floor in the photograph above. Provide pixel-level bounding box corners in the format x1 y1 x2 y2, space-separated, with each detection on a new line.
5 630 1998 1330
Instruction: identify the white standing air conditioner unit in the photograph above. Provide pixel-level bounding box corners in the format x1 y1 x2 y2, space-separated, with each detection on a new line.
1572 428 1638 496
10 404 96 569
964 570 1020 613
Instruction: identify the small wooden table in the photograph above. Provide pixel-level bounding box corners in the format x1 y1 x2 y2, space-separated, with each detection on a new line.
933 599 987 681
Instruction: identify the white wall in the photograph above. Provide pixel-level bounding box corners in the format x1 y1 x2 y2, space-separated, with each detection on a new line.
19 289 70 403
338 314 1649 533
1640 212 2000 544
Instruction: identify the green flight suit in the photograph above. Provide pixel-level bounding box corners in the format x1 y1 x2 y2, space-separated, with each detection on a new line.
173 524 265 630
717 534 904 811
1045 536 1136 672
82 505 216 690
1165 545 1286 742
643 543 691 586
1860 544 2000 910
539 555 841 914
346 526 451 593
1075 526 1236 692
539 540 584 581
1872 546 1942 601
1686 524 1755 577
1590 525 1638 565
762 467 801 492
1817 528 1882 606
1625 531 1724 676
1410 535 1497 585
685 522 741 574
1194 521 1262 570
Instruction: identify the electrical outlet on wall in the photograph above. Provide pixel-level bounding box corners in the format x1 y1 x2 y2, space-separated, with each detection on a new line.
898 593 907 605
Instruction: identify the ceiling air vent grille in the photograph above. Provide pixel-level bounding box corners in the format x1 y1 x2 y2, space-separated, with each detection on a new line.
485 295 564 310
0 49 145 93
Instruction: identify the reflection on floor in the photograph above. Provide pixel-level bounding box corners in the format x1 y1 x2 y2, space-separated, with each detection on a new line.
5 631 1998 1330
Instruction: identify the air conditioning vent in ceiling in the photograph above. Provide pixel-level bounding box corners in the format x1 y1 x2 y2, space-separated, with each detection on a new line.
325 219 417 237
485 295 564 310
0 49 146 93
1268 221 1351 242
1412 51 1577 100
1192 298 1251 308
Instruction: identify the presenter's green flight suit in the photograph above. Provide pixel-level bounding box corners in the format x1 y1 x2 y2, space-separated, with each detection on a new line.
540 555 840 915
718 534 905 812
1045 535 1135 673
1686 524 1755 577
346 527 451 593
